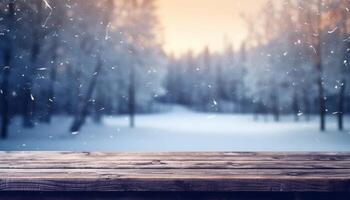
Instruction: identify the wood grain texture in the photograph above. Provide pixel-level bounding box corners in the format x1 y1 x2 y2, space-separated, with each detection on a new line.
0 152 350 192
3 192 350 200
1 192 350 200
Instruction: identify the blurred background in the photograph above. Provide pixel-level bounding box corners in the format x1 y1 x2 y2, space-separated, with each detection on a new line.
0 0 349 151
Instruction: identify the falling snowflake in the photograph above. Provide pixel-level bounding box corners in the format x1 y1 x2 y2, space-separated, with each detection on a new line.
42 0 53 28
327 27 338 34
71 131 79 135
309 45 317 54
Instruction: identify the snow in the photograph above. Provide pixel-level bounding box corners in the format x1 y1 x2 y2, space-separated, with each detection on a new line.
0 106 349 152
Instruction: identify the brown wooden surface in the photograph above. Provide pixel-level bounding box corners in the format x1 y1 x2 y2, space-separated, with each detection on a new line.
1 192 350 200
0 152 350 192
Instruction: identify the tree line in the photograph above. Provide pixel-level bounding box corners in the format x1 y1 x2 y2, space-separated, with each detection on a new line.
162 0 350 131
0 0 349 140
0 0 164 138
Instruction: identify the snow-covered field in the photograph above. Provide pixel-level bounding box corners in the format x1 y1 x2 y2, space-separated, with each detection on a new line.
1 106 350 151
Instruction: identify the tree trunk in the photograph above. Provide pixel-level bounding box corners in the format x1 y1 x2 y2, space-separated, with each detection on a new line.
23 40 40 128
271 91 280 122
338 80 345 131
23 0 44 128
22 79 35 128
1 0 15 139
70 58 102 133
303 89 310 122
128 64 136 128
75 68 83 115
46 68 56 123
316 0 326 131
44 36 59 123
317 67 326 131
23 39 38 128
263 105 269 122
93 86 104 124
1 50 10 139
293 91 299 122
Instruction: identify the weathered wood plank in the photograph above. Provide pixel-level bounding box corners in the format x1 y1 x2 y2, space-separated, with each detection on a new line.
0 168 350 179
1 152 350 161
0 152 350 192
2 160 350 169
1 168 350 178
0 177 350 192
1 192 349 200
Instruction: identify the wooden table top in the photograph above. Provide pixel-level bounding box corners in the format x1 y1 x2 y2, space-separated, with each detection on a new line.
0 152 350 192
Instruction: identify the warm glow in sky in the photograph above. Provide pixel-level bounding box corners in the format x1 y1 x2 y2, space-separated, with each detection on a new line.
156 0 268 56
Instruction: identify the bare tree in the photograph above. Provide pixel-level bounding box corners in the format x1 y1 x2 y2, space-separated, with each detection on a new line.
70 56 103 132
44 3 64 123
23 0 47 128
70 0 114 132
315 0 326 131
1 0 15 138
128 61 136 128
337 0 349 131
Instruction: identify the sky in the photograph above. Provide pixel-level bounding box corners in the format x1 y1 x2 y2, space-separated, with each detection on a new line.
156 0 269 56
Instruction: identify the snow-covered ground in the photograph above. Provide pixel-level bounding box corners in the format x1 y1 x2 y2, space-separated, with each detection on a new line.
1 106 350 151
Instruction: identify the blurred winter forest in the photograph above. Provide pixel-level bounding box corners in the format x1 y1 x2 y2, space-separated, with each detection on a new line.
0 0 349 142
0 0 165 138
165 0 350 130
